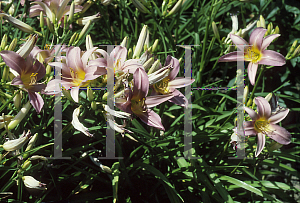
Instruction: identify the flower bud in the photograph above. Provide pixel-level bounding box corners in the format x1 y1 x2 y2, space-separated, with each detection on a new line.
143 57 154 70
22 176 47 190
259 15 266 28
131 0 150 14
1 34 7 50
68 1 75 24
87 87 94 101
16 34 38 59
69 32 78 45
3 130 31 151
8 101 31 130
46 17 54 33
25 133 38 152
0 115 13 129
21 159 31 171
165 0 184 17
2 14 34 33
291 45 300 58
81 0 94 14
30 155 48 161
243 86 249 104
76 13 101 26
78 20 91 42
267 22 273 35
148 59 161 74
91 101 97 110
287 40 298 57
151 39 159 53
264 92 272 102
40 11 44 29
102 92 108 101
274 26 280 34
8 38 17 51
212 21 220 40
101 0 113 6
2 66 9 82
133 25 148 59
127 48 132 59
256 20 261 28
120 36 128 48
13 90 22 109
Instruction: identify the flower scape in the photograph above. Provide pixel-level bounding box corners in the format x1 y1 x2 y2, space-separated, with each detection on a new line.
0 1 299 202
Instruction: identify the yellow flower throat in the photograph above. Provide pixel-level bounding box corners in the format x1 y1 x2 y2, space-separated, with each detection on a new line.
244 47 262 63
153 78 170 94
254 117 272 134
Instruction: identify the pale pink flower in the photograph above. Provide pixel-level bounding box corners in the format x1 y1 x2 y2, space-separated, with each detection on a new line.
244 97 291 157
0 51 46 113
219 27 285 85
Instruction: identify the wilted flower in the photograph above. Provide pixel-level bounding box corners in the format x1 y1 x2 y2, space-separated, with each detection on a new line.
45 46 106 102
76 12 101 26
0 12 34 33
0 51 46 113
22 176 47 190
219 27 286 85
3 130 31 151
244 97 291 157
71 106 93 137
152 56 195 108
104 105 132 134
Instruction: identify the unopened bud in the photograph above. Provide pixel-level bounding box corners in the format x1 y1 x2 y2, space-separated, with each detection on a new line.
8 101 31 130
165 0 183 17
13 91 22 109
0 115 13 129
2 14 34 33
78 20 91 42
2 66 9 82
212 21 220 40
30 155 48 161
131 0 150 14
21 159 31 171
40 11 44 29
291 45 300 58
68 1 75 24
267 22 273 35
120 36 128 48
259 15 266 28
287 40 298 57
265 93 272 102
81 0 94 14
16 35 38 59
274 26 280 34
101 0 113 6
133 25 148 59
127 48 132 59
87 87 94 101
102 92 108 101
256 21 261 28
8 38 18 51
143 57 154 70
69 32 78 45
46 17 54 33
91 101 97 110
1 34 7 50
25 133 38 152
152 39 159 53
148 59 160 74
243 86 249 104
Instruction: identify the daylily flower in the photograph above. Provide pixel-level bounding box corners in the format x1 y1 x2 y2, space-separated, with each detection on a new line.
219 27 286 85
45 46 106 102
116 68 173 131
152 56 195 108
29 0 83 25
91 46 143 74
0 51 46 113
22 176 47 190
244 96 291 157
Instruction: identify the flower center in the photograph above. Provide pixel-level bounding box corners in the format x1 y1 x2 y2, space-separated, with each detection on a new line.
69 67 86 87
29 73 38 85
131 98 147 114
254 117 272 134
244 47 262 63
153 78 170 94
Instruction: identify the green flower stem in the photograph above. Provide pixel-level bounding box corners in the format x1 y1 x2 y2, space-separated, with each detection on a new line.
246 66 265 107
0 89 21 114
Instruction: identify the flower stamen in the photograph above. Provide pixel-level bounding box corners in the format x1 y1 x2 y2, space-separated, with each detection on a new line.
29 73 38 85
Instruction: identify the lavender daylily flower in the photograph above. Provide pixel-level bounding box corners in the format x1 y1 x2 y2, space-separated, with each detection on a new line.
152 56 195 108
45 46 106 102
116 68 173 131
219 27 286 85
244 96 291 157
0 51 46 113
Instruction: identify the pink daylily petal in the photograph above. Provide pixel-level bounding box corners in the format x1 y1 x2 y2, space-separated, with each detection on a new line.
88 58 107 67
121 59 143 74
244 121 256 136
56 0 71 21
261 34 280 50
259 50 286 66
0 51 25 75
82 47 97 69
244 107 258 120
165 56 180 81
33 60 46 81
255 96 271 118
255 132 265 157
28 91 44 114
168 89 188 108
247 62 258 86
169 77 195 89
249 27 267 50
137 109 165 131
132 68 149 101
218 51 245 62
28 83 47 92
49 62 71 78
145 94 174 108
111 46 127 68
268 109 289 124
230 34 249 50
11 76 24 86
268 124 292 145
66 47 84 72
